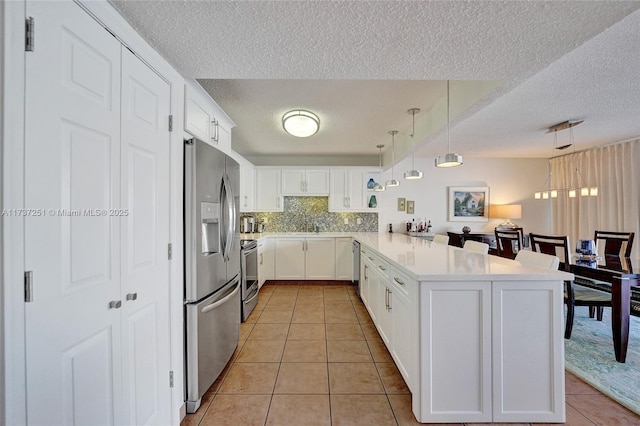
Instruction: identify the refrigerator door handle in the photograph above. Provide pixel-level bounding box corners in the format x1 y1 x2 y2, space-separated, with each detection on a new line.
221 174 235 261
201 281 240 314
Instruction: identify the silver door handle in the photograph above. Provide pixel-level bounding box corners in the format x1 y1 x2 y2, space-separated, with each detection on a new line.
109 300 122 309
385 288 389 310
126 293 138 301
260 253 263 265
393 277 405 286
387 288 391 311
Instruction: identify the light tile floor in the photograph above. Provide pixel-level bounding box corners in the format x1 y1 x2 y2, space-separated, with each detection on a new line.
182 281 640 426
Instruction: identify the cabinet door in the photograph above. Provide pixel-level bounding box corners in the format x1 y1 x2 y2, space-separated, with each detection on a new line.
419 281 492 423
305 170 330 195
184 81 213 142
349 170 368 210
335 238 353 280
388 269 417 391
329 169 349 211
306 238 336 279
275 238 305 279
360 250 371 305
372 259 391 346
281 169 306 195
240 162 255 212
492 280 565 423
258 238 274 286
255 168 283 211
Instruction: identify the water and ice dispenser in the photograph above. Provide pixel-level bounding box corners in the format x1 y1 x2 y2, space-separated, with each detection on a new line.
201 202 220 255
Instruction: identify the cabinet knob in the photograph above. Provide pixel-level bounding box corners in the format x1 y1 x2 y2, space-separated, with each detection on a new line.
126 292 138 301
109 300 122 309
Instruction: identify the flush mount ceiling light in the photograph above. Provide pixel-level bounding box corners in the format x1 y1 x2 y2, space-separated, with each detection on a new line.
374 144 386 191
385 130 400 187
435 80 463 168
404 108 423 180
282 109 320 137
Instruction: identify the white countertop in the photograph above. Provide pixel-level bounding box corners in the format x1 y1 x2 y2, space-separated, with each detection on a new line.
241 232 573 282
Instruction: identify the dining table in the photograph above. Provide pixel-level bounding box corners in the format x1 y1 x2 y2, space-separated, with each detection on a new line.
570 255 640 363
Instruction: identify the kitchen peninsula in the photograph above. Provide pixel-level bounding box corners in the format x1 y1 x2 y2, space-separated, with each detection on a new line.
249 232 572 423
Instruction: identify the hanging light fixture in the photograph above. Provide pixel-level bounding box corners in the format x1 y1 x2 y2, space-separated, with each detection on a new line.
534 119 598 199
282 109 320 137
404 108 423 180
374 144 386 191
435 80 463 167
385 130 400 187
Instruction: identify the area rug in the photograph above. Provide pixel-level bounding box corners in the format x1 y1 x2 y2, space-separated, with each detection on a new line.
564 308 640 414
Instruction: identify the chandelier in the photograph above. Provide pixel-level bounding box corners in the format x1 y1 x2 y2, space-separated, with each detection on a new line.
534 120 598 199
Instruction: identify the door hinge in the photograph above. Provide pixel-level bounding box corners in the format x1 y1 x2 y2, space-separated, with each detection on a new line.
25 271 34 303
169 371 174 388
168 243 172 260
168 115 173 132
25 17 35 52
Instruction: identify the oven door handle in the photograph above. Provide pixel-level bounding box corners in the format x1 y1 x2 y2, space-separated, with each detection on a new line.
244 285 260 304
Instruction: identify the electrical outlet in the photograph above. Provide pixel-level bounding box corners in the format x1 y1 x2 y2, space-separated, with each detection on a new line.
356 217 362 225
344 217 349 224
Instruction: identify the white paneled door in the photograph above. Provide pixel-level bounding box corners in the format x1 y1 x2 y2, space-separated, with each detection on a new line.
24 2 171 424
120 48 172 425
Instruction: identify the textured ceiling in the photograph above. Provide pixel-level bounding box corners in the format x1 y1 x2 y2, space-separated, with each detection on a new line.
110 0 640 165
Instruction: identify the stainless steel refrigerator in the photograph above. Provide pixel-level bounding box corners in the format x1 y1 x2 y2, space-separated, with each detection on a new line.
184 138 240 413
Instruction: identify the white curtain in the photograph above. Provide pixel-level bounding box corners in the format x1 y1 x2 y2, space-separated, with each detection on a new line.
550 139 640 259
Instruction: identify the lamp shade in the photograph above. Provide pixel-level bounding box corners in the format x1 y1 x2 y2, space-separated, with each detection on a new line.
490 204 522 220
282 110 320 137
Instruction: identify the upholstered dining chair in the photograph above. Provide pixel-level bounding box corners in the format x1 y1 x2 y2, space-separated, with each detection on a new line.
432 234 450 245
463 240 489 254
529 233 613 339
495 228 523 259
515 250 559 270
594 230 635 258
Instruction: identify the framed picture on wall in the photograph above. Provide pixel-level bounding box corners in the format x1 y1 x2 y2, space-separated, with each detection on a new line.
448 186 489 222
397 198 406 212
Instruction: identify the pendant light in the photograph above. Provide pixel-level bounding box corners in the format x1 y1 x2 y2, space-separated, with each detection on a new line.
385 130 400 187
435 80 463 168
404 108 423 180
374 144 386 191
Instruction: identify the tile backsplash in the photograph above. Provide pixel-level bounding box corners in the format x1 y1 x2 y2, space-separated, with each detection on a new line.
246 196 377 233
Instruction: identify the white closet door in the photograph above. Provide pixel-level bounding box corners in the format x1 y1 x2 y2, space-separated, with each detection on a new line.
24 1 123 424
120 48 172 425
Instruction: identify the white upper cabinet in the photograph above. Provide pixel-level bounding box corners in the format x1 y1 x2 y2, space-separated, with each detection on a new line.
184 79 233 153
281 168 329 195
329 168 371 211
239 158 256 212
255 168 283 211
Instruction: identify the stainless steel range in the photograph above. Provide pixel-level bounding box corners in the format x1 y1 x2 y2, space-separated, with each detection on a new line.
240 239 259 321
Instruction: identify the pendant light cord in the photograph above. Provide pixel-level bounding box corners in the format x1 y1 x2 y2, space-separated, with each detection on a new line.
447 80 451 153
391 132 395 178
411 110 416 170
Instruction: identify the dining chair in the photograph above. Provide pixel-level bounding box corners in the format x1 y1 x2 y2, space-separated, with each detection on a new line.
529 233 613 339
515 250 559 270
463 240 489 254
433 234 450 245
495 228 523 259
594 231 635 258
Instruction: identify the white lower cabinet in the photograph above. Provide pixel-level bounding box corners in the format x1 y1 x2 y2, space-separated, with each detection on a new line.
258 238 274 286
335 237 353 280
387 267 417 391
275 237 336 280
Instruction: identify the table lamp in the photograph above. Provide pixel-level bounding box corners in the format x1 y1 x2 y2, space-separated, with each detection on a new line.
490 204 522 228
